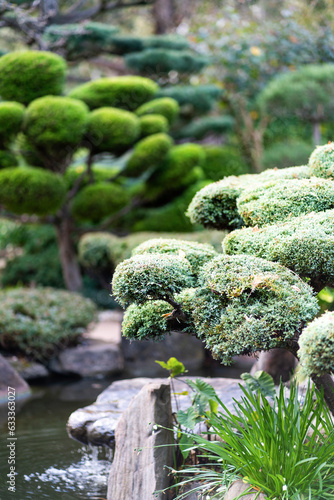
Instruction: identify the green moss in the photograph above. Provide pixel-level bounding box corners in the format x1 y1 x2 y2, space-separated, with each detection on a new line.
132 238 218 276
112 253 194 308
122 301 173 341
224 209 334 288
71 182 130 223
309 142 334 178
238 178 334 227
0 102 25 147
299 312 334 376
0 151 18 169
124 133 173 177
24 96 89 170
86 107 140 154
139 114 169 137
0 166 66 215
136 97 179 124
68 76 158 111
0 287 96 360
201 145 250 181
0 51 66 104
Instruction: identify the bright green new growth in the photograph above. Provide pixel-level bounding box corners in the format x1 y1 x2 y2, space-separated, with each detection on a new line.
187 166 310 230
0 51 66 104
124 133 173 177
139 114 169 137
122 301 173 341
223 209 334 288
299 312 334 376
238 178 334 227
136 97 180 124
24 96 89 169
86 107 140 154
68 76 158 111
71 182 129 223
0 167 66 215
132 238 218 275
0 102 25 148
112 253 194 308
309 142 334 178
0 287 96 359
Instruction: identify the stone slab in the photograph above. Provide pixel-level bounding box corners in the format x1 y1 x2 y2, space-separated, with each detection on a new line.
0 353 31 404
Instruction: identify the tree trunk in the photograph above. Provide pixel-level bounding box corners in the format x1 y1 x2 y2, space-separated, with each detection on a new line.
312 373 334 417
312 122 322 146
152 0 175 34
55 216 82 292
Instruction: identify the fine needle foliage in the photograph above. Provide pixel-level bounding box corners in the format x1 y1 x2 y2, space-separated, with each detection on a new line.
159 373 334 500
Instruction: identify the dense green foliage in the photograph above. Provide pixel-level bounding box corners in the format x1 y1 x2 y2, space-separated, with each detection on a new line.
0 167 66 215
68 76 158 111
0 287 96 359
174 116 234 141
86 107 140 154
0 151 18 169
0 102 25 148
0 51 66 104
158 85 223 115
309 142 334 178
139 114 169 137
262 140 314 170
299 312 334 376
125 49 207 75
136 97 180 124
124 133 173 177
201 145 250 181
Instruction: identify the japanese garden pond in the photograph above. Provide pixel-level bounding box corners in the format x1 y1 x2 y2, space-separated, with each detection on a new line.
0 377 115 500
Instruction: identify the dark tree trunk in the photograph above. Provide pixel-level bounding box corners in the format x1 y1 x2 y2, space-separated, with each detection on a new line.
55 215 82 292
250 349 297 384
152 0 175 34
312 373 334 417
312 122 322 146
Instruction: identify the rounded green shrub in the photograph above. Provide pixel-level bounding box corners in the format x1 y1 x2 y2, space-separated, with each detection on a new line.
78 232 119 271
68 76 158 111
136 97 179 124
237 178 334 227
24 96 89 169
223 209 334 288
124 133 173 177
309 142 334 178
112 253 194 307
122 301 173 341
0 287 96 359
0 166 66 215
86 107 140 154
17 133 44 167
0 51 66 104
201 145 250 181
0 102 25 147
139 114 169 137
125 49 207 75
299 312 334 376
65 164 119 189
132 238 218 276
71 182 129 223
0 151 18 169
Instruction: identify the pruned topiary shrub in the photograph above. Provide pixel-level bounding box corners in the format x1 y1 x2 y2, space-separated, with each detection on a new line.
68 76 158 110
139 114 169 137
0 167 67 215
309 142 334 179
124 133 173 177
0 51 66 104
201 145 250 181
299 312 334 376
0 287 96 360
0 102 25 148
136 97 180 124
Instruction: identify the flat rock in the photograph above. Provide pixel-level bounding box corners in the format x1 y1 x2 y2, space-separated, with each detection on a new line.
224 480 267 500
67 377 244 448
49 341 124 378
0 353 31 404
107 382 173 500
121 331 205 377
8 357 50 380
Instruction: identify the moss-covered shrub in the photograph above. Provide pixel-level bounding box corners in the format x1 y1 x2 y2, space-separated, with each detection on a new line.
0 167 66 215
262 140 314 170
65 164 118 190
299 312 334 376
112 253 194 307
125 49 207 75
237 178 334 227
122 301 173 341
86 107 140 154
309 142 334 178
0 102 25 147
0 287 96 360
158 84 223 115
201 145 250 181
136 97 179 124
0 51 66 104
139 114 169 137
124 133 173 177
0 151 18 169
223 209 334 288
24 96 89 169
132 238 218 276
68 76 158 111
71 182 129 223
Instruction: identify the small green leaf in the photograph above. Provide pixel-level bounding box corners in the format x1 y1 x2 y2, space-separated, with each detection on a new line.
178 433 195 460
241 371 276 399
173 391 189 396
177 407 198 430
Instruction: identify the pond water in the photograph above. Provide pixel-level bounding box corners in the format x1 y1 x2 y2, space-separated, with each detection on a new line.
0 378 115 500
